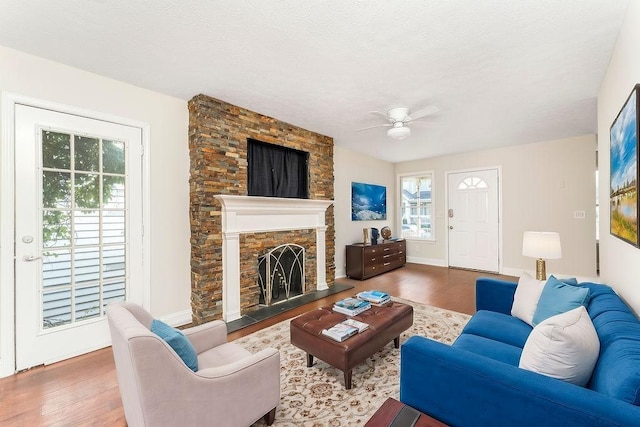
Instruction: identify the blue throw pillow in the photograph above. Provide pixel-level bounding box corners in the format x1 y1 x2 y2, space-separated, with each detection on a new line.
549 275 578 286
532 276 591 326
151 319 198 371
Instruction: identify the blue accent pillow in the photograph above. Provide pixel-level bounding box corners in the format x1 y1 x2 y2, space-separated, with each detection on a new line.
549 275 578 286
532 276 591 326
151 319 198 371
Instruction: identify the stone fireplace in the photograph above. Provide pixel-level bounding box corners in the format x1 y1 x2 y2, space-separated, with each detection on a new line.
189 95 335 324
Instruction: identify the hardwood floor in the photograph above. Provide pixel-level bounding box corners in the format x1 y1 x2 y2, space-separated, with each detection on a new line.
0 264 515 426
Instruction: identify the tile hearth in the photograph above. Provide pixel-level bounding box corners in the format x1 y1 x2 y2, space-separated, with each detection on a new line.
226 282 353 333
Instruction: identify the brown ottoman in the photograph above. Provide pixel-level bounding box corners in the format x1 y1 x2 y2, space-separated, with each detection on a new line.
290 301 413 389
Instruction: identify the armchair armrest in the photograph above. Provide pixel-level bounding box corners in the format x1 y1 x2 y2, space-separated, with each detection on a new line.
400 336 640 427
476 277 517 314
182 320 228 354
196 348 280 379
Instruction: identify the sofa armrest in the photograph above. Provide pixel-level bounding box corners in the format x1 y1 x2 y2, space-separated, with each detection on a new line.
476 277 517 314
400 336 640 427
182 320 228 354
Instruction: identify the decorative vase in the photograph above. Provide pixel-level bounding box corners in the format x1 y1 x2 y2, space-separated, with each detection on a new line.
371 228 379 244
363 228 370 244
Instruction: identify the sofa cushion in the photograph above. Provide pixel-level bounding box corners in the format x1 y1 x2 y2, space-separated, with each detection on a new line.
520 306 599 386
151 319 199 371
462 310 532 348
532 276 590 326
453 334 522 366
511 273 546 326
549 275 578 286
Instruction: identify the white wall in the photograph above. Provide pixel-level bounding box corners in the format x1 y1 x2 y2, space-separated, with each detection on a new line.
0 46 191 318
598 0 640 315
395 135 598 279
333 145 397 278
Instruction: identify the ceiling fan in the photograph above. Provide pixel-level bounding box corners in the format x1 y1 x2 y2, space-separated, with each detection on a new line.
356 106 439 140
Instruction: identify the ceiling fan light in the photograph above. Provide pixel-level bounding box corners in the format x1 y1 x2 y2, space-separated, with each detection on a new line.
387 126 411 140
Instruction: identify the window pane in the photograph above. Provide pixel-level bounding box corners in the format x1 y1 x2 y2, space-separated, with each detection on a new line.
43 171 71 208
103 140 125 174
42 131 71 170
74 247 100 286
43 210 71 248
103 279 126 312
43 288 72 329
75 284 101 321
74 210 100 246
103 211 125 244
103 245 125 280
103 176 125 208
74 173 99 209
42 249 71 289
74 136 99 172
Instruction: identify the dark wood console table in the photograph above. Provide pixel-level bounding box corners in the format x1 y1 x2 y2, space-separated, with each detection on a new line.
346 239 406 280
364 398 447 427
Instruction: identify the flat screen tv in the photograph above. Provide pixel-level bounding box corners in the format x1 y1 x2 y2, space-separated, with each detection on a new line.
247 138 309 199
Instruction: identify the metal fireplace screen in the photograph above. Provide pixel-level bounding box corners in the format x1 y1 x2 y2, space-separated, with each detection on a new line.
257 243 305 306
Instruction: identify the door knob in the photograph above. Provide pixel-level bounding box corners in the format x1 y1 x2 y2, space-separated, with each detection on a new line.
449 226 453 230
22 255 42 262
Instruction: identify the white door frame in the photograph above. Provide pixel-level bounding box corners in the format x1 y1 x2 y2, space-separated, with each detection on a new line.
0 92 151 378
445 166 503 273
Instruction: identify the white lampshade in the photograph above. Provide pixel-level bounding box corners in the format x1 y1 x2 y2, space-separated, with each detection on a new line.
522 231 562 259
387 126 411 140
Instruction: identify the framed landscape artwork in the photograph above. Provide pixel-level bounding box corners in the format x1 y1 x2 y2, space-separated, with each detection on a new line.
351 182 387 221
610 84 640 247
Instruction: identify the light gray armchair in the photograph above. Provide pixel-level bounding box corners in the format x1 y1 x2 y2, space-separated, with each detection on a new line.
107 302 280 427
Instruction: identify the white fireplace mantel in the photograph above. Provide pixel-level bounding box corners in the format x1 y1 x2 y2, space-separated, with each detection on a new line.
214 195 333 321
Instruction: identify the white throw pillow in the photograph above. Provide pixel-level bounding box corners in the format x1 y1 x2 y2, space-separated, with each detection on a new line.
519 306 600 386
511 273 546 326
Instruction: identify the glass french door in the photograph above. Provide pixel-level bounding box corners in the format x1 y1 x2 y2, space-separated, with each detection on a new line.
14 104 143 370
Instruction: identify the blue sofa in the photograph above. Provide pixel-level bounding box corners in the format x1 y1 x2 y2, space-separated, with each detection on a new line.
400 278 640 426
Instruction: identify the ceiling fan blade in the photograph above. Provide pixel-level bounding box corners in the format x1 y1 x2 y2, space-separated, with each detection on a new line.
356 123 392 132
407 105 440 121
406 120 431 127
370 111 394 122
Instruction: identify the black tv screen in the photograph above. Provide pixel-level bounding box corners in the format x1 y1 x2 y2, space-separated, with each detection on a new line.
247 139 309 199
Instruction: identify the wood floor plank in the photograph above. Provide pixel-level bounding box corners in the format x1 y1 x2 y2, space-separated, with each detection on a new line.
0 264 515 425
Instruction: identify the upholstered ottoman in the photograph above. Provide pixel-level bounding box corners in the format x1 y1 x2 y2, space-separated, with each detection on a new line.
290 301 413 389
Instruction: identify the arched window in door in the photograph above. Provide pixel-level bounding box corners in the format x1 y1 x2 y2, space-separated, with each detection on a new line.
458 176 488 190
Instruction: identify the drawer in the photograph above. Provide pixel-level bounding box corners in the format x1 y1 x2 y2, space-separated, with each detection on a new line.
363 246 381 257
364 264 380 277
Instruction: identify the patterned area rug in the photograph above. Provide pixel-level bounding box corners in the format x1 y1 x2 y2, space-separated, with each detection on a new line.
238 298 471 426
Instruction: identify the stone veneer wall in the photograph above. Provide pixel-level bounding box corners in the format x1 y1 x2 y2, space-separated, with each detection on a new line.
188 94 335 323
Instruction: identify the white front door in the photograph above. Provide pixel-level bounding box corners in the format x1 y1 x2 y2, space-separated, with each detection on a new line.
447 169 499 272
14 104 144 370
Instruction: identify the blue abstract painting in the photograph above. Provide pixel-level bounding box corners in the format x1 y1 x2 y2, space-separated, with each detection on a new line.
352 182 387 221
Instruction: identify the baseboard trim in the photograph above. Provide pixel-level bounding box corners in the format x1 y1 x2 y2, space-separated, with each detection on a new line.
406 257 447 267
161 309 192 327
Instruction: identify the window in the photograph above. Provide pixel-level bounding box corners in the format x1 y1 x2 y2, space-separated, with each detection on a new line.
400 173 434 240
41 131 127 328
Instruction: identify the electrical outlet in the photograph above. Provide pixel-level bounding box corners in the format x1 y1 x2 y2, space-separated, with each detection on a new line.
574 211 586 219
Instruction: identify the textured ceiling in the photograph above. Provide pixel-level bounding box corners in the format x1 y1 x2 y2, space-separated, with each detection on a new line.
0 1 630 162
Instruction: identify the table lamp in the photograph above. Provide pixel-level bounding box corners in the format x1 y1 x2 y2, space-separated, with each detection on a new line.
522 231 562 280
